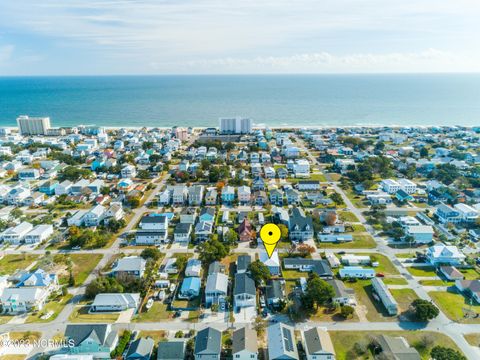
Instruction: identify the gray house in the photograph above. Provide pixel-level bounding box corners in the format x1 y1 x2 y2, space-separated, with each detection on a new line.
126 337 154 360
194 327 222 360
64 324 118 359
157 340 186 360
232 327 258 360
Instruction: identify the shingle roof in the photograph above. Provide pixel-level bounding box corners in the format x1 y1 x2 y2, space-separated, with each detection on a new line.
194 327 221 355
232 327 258 354
65 324 117 348
126 337 154 359
157 341 186 360
234 273 255 296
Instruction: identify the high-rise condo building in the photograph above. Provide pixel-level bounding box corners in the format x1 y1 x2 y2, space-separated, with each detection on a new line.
17 115 51 135
219 117 252 134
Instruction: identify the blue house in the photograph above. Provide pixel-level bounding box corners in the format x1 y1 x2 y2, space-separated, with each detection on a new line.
199 207 215 222
39 180 58 195
179 277 201 299
18 269 58 287
65 324 118 359
395 189 413 202
91 158 106 171
221 186 235 205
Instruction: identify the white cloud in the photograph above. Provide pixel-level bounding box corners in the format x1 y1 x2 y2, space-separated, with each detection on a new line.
0 45 14 63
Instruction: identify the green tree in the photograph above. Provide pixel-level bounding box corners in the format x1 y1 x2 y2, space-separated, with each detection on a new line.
277 223 289 240
411 299 439 321
430 346 466 360
340 305 355 319
59 166 92 181
302 274 335 311
329 192 344 205
248 260 271 285
85 277 123 299
140 247 162 262
198 238 229 264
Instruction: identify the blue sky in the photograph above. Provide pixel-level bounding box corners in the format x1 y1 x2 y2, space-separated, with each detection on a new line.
1 0 480 75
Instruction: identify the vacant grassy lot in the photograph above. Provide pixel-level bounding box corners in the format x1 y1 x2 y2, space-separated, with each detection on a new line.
459 268 480 280
383 277 408 285
390 288 419 314
330 330 464 360
0 254 39 275
419 279 453 286
318 235 376 249
61 253 103 285
464 333 480 347
358 253 399 275
9 332 41 341
134 302 171 322
429 290 480 323
406 266 437 277
344 280 397 322
26 294 73 323
68 306 119 323
339 211 360 223
139 330 167 343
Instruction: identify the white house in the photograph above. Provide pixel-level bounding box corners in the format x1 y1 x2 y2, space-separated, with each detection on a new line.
397 178 417 194
0 221 33 244
426 244 466 266
232 327 258 360
233 273 256 309
454 203 478 223
381 179 400 194
83 205 106 227
55 180 72 195
0 287 50 313
293 159 310 177
339 266 375 279
24 224 54 244
121 164 137 178
185 259 202 277
90 293 140 312
267 323 299 360
303 327 336 360
237 186 251 204
405 225 434 244
205 272 229 307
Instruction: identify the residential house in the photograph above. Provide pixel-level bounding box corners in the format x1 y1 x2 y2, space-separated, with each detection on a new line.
221 186 235 205
435 203 461 224
39 180 58 195
188 185 204 206
194 327 221 360
234 273 256 309
174 223 192 243
157 341 186 360
90 293 140 312
440 266 464 281
283 258 333 279
297 180 319 191
371 278 398 316
339 266 375 279
238 218 255 242
180 208 197 224
199 207 215 223
269 188 284 206
254 191 268 206
205 188 218 205
260 250 281 276
454 203 479 223
83 205 106 227
195 221 213 242
302 327 336 360
252 177 265 191
121 164 137 178
327 279 356 306
426 244 465 266
288 208 314 241
126 337 154 360
237 255 251 274
238 186 251 204
205 272 229 307
405 225 434 244
376 335 421 360
265 279 285 309
0 222 33 244
267 323 299 360
111 256 146 279
64 324 118 359
24 224 54 244
455 279 480 303
286 188 301 205
172 185 188 205
232 327 258 360
179 277 201 299
185 259 202 277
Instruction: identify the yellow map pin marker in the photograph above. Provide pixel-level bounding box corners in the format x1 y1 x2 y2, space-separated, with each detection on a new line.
260 223 281 258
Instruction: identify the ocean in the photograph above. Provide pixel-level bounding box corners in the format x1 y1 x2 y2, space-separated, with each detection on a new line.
0 74 479 128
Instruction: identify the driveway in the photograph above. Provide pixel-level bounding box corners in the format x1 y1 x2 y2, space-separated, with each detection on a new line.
233 307 256 323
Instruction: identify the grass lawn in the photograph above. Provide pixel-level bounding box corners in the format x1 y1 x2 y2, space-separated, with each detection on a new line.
464 333 480 347
133 302 171 322
186 310 200 323
282 268 309 280
0 254 39 275
327 173 342 182
390 288 419 314
0 315 14 325
0 356 26 360
429 290 480 323
360 253 399 275
26 294 73 323
317 235 376 249
339 211 360 223
308 305 359 322
309 173 327 182
419 279 453 286
344 189 368 208
9 332 41 341
330 330 464 360
395 253 416 259
68 306 119 323
139 331 167 343
344 279 397 322
350 224 366 232
61 253 103 285
383 277 408 285
459 268 480 280
406 266 437 277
